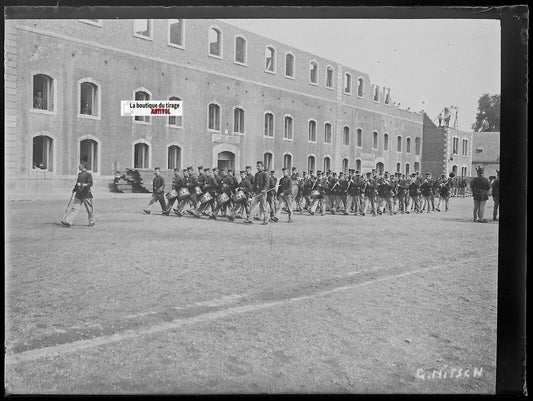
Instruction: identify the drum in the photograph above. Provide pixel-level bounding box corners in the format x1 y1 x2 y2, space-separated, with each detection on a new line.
200 192 213 204
177 187 190 200
235 190 246 202
310 190 321 199
166 189 178 200
194 186 203 195
217 192 230 204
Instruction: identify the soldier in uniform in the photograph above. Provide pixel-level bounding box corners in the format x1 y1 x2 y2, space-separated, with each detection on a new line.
62 163 95 227
396 174 408 214
233 171 253 223
196 168 218 218
143 167 167 215
362 172 377 216
420 172 433 213
380 172 395 215
249 161 270 225
327 171 339 214
337 172 349 214
346 169 358 216
164 168 183 215
267 170 278 222
309 170 326 216
491 170 500 221
408 173 420 213
436 172 453 212
275 167 294 223
470 166 491 223
211 168 234 220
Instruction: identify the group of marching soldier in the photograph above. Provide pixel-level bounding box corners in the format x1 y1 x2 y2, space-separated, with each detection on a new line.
143 160 458 225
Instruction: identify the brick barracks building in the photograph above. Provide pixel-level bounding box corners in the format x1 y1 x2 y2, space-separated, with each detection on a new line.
5 18 424 194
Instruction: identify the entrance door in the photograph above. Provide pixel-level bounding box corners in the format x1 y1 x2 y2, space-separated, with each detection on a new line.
217 151 235 171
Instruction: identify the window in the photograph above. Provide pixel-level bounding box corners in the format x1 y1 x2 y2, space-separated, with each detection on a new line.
452 165 458 175
373 85 379 102
235 36 247 65
208 103 220 131
356 159 362 172
342 158 349 174
406 137 411 154
133 19 152 39
283 153 292 170
167 145 181 170
168 96 182 127
405 163 410 175
323 157 331 173
134 90 150 123
324 123 332 144
208 27 222 57
383 133 389 151
357 77 364 97
80 139 98 172
397 136 402 152
396 162 401 173
415 137 421 155
344 73 352 94
385 88 391 105
33 74 54 111
284 115 293 140
79 81 98 117
234 107 244 134
343 126 350 146
265 46 276 73
309 61 318 85
308 155 316 172
461 166 468 177
285 52 295 78
462 139 468 156
414 162 420 173
168 19 184 48
134 142 149 169
308 120 317 142
357 128 363 148
264 112 274 137
452 137 459 155
373 131 379 150
32 135 53 171
264 152 273 170
325 66 334 89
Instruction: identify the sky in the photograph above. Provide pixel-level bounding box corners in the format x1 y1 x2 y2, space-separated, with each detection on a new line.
223 19 501 132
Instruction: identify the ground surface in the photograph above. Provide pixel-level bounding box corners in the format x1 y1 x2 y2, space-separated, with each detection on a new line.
5 194 499 394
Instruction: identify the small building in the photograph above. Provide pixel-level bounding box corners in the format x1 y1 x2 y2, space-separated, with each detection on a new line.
471 131 500 179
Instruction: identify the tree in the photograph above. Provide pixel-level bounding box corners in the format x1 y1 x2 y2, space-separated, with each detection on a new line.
471 93 500 132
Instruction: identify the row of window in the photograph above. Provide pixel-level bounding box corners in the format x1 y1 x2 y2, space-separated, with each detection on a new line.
452 137 470 157
78 19 389 100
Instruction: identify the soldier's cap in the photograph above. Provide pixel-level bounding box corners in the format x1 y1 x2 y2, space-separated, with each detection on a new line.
245 165 251 169
426 172 431 176
182 169 188 173
228 169 233 173
411 172 417 176
271 170 275 174
173 168 179 172
282 167 288 171
441 174 446 177
197 166 203 170
366 172 372 176
239 170 246 174
317 170 322 175
309 169 314 173
339 172 344 175
292 167 297 170
213 167 219 170
204 168 211 172
355 170 360 174
186 166 193 170
154 167 161 171
256 161 264 165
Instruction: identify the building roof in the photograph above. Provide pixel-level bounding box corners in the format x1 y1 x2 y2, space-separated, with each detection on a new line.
472 131 500 163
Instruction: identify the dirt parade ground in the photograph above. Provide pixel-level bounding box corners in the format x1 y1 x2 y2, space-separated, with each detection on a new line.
4 194 499 394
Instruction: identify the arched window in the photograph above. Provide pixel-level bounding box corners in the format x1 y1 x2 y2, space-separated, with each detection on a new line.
462 139 469 156
80 138 99 172
324 123 332 144
134 90 150 123
415 137 421 155
383 133 389 151
234 107 244 134
385 88 391 104
235 36 247 65
208 27 222 57
357 77 364 97
397 136 403 152
357 129 363 148
168 19 184 48
283 153 292 170
396 162 401 173
373 85 380 102
167 145 181 170
452 137 459 155
134 142 150 169
308 120 317 142
323 156 331 173
344 73 352 94
285 52 295 78
208 103 220 131
264 112 274 137
80 81 98 117
33 74 54 111
343 126 350 146
307 155 316 172
405 163 410 175
414 162 420 173
32 135 53 171
406 137 411 153
342 158 349 174
265 46 276 73
309 61 318 84
355 159 362 172
325 66 334 88
452 165 458 175
284 115 293 140
264 152 273 170
372 131 379 150
168 96 182 127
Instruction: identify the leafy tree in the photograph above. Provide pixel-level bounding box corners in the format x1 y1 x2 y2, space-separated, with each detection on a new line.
471 93 500 132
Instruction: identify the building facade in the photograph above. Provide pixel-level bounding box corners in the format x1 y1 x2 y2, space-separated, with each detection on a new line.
471 131 500 179
5 18 424 193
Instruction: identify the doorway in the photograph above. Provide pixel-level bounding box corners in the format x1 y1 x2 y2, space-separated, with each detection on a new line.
217 151 235 171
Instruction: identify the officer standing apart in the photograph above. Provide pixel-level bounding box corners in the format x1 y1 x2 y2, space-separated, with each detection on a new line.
143 167 167 214
62 163 95 227
470 166 491 223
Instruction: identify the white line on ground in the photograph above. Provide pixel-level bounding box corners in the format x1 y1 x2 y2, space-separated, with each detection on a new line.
6 255 497 365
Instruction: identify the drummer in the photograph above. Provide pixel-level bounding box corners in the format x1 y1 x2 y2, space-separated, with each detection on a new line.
211 168 234 220
196 168 218 218
164 168 183 215
231 170 253 223
181 167 200 216
308 170 325 216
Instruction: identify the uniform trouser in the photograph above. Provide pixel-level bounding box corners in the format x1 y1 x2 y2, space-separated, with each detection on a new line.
212 199 231 216
310 197 325 214
197 196 216 214
303 194 311 209
322 194 331 211
346 195 360 214
362 195 376 214
64 196 94 225
438 195 450 211
397 194 406 212
409 196 420 212
165 196 178 212
148 192 167 211
380 196 394 214
232 199 250 219
493 196 499 219
473 200 487 221
337 195 348 212
266 195 276 217
275 194 293 220
177 194 198 212
421 195 432 211
430 194 435 210
250 193 268 221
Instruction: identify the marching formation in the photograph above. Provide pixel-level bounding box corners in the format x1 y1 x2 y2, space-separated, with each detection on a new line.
143 160 458 225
